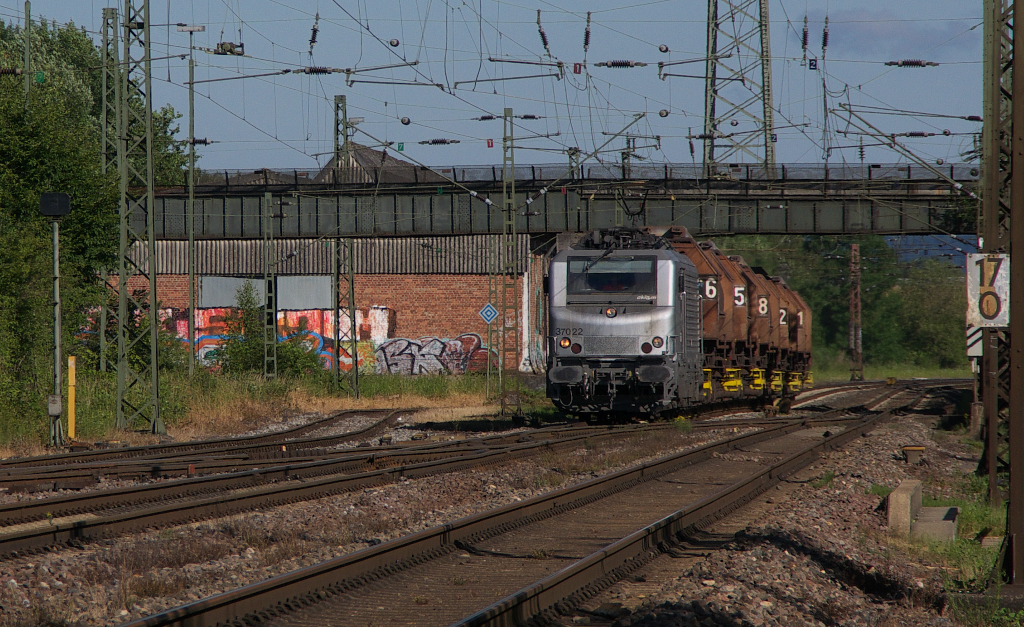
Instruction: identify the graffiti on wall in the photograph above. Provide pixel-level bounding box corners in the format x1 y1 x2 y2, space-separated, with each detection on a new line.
374 333 495 375
156 306 397 371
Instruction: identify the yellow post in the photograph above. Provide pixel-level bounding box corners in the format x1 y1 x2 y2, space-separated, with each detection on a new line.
67 355 76 440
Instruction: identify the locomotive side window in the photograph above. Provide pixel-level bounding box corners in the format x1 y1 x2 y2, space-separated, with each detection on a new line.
566 256 657 295
756 296 769 317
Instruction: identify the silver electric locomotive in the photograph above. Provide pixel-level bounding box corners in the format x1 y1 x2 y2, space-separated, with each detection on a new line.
547 230 703 416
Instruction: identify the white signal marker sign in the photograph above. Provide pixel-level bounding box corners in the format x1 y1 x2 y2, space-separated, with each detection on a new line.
967 253 1010 327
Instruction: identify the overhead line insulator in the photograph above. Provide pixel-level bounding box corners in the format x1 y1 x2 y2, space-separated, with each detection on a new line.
309 12 320 55
595 60 648 68
419 138 461 145
584 12 592 53
884 59 939 67
537 10 551 57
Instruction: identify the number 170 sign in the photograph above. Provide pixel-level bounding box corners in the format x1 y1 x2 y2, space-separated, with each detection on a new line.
967 253 1010 327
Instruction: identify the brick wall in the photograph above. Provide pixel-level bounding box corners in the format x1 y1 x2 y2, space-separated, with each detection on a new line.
125 270 547 372
355 274 519 340
126 275 194 309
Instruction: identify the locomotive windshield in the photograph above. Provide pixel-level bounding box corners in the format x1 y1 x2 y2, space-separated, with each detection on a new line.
567 256 657 295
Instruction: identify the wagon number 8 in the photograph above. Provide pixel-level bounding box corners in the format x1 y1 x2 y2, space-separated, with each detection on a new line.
756 296 769 316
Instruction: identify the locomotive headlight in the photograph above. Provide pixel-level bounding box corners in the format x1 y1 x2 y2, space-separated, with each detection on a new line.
559 337 571 348
605 307 617 318
652 336 664 348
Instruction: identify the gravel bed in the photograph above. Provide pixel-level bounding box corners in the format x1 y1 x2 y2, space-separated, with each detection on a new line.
0 424 753 626
573 388 980 627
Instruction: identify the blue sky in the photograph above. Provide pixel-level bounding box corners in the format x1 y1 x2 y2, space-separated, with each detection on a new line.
2 1 982 171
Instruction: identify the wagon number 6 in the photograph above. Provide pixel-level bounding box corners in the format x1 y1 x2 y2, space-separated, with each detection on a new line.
975 256 1004 321
704 278 718 299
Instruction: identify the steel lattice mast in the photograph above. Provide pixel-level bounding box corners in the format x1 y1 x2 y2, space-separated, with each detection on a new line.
499 108 522 415
99 7 120 374
115 0 163 433
981 0 1012 509
703 0 775 173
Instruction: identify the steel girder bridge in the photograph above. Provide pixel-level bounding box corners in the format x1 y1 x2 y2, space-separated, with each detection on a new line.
149 163 977 239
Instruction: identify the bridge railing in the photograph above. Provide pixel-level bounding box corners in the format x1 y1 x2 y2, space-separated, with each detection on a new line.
188 162 979 190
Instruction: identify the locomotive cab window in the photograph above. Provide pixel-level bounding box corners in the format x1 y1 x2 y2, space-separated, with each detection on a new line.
566 256 657 296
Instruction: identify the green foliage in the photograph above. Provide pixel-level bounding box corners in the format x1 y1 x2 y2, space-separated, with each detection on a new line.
715 235 970 371
214 282 322 376
672 417 692 433
357 372 488 399
0 20 187 443
867 483 893 498
810 470 835 489
991 608 1024 627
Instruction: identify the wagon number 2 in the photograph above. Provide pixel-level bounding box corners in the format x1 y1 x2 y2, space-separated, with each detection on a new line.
779 309 788 325
975 256 1004 320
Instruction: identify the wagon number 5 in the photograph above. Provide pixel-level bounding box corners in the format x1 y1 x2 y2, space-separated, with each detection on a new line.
733 286 746 306
975 256 1004 321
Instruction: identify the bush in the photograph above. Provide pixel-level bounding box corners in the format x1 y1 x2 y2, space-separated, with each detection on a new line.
214 282 321 376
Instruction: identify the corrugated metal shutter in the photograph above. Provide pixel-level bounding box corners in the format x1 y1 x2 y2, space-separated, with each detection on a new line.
140 235 529 275
278 276 332 309
199 277 264 307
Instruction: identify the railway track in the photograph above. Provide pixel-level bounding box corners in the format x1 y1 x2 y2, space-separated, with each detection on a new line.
0 381 929 558
116 382 937 627
0 408 400 472
0 377 947 492
0 412 788 557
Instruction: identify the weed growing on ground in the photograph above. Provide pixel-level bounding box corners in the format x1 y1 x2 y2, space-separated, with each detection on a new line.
923 474 1005 541
672 417 692 433
947 591 1024 627
867 483 893 498
810 470 835 489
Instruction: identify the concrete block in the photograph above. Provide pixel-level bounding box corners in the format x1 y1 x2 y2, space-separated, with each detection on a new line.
902 445 925 464
912 506 959 542
970 402 984 440
887 480 922 535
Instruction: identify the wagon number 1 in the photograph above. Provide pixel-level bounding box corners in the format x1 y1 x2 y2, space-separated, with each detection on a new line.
975 256 1004 320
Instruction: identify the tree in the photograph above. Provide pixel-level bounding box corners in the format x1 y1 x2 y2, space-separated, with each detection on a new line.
215 282 322 376
715 234 967 370
0 20 188 440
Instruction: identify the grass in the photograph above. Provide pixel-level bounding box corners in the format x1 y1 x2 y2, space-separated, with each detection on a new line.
867 483 893 498
811 362 971 385
914 474 1005 604
923 474 1004 542
0 369 507 454
810 470 836 489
